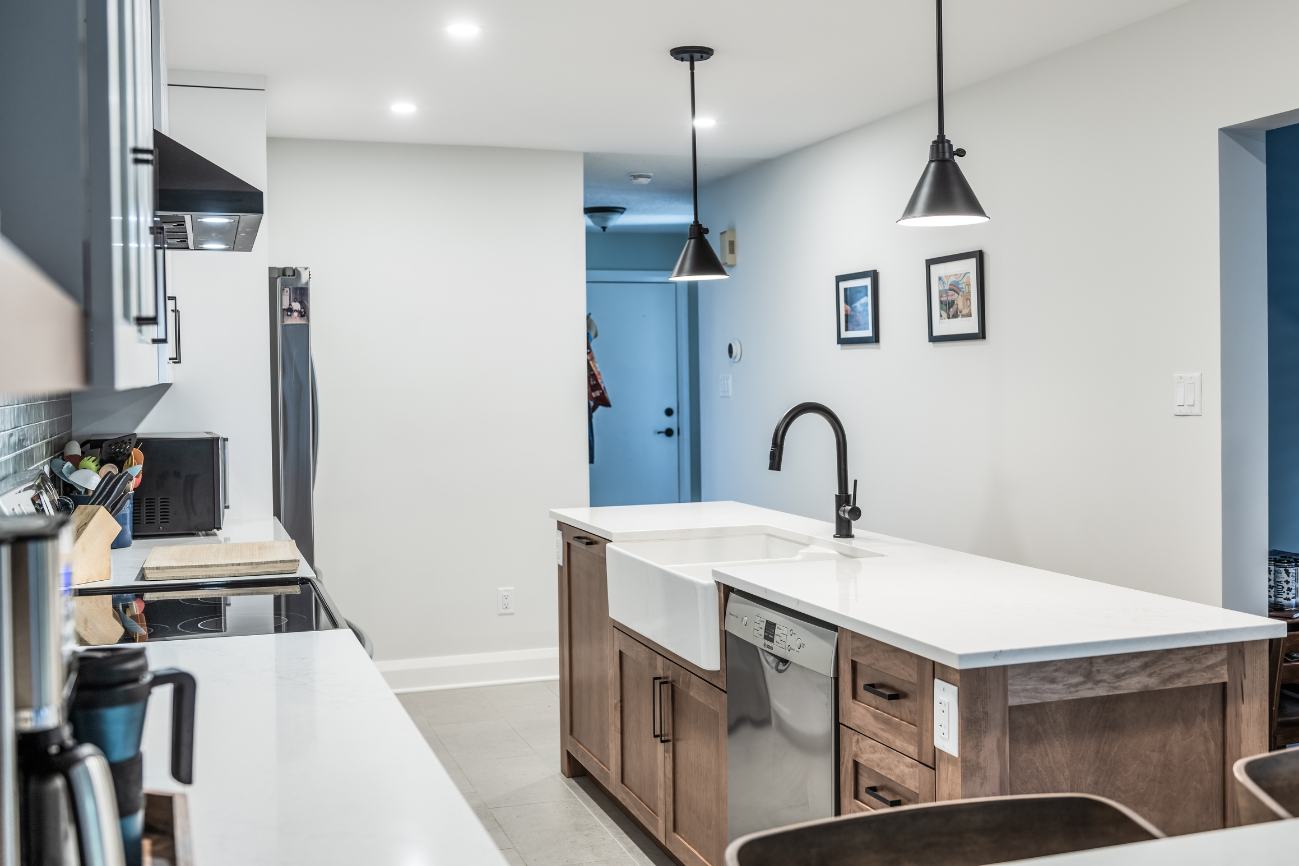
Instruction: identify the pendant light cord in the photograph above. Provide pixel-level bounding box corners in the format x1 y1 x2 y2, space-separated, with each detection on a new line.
935 0 945 138
689 58 700 224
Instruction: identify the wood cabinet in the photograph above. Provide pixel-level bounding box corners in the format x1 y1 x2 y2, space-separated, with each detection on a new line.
838 630 934 765
839 725 934 814
663 661 727 866
558 525 613 786
611 628 666 833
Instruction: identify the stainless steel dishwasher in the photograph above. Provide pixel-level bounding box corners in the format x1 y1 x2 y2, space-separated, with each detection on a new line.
725 591 839 841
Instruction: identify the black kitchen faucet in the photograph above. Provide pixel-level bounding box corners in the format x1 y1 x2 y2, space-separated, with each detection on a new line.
768 402 861 538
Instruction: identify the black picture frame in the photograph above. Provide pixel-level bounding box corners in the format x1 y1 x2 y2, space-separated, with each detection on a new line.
926 250 985 342
835 269 879 345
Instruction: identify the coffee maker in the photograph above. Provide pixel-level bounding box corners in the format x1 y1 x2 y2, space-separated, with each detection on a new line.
1 516 124 866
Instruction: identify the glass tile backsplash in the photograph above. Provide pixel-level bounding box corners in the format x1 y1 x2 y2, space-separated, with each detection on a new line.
0 393 71 495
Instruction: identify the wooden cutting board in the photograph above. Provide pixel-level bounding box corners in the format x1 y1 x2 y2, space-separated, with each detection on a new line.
141 541 301 580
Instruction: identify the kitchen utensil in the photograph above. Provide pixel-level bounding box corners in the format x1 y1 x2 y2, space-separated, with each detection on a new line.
141 541 301 580
69 468 103 493
63 440 83 459
98 464 119 479
125 448 144 470
78 455 101 473
90 471 132 509
51 457 77 485
99 435 137 469
70 646 196 866
125 465 142 478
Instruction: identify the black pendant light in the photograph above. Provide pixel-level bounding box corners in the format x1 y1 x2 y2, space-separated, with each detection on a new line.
898 0 989 227
669 46 728 282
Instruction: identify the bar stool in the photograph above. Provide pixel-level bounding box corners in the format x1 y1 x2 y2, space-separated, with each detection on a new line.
1234 748 1299 822
725 794 1163 866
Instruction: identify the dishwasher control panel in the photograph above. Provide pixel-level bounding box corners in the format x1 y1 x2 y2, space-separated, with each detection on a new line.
724 592 837 676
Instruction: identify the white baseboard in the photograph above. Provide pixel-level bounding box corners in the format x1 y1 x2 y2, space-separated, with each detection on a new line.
378 646 559 693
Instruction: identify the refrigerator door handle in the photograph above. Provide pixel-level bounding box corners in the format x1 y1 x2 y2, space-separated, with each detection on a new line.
309 358 319 488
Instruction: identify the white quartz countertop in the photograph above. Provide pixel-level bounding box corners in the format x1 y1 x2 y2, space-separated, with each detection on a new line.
1001 819 1299 865
551 502 1283 669
139 630 506 866
100 517 316 587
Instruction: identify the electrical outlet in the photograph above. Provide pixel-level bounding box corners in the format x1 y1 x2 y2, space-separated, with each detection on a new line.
934 678 958 756
497 587 515 616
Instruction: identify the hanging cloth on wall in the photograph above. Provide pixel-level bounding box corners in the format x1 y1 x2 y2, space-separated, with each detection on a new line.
587 329 612 465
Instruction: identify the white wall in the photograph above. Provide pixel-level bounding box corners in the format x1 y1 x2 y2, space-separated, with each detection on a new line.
135 79 274 523
698 0 1298 611
267 138 588 679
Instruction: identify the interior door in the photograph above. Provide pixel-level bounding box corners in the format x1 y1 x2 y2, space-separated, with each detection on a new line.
611 629 667 837
587 282 680 506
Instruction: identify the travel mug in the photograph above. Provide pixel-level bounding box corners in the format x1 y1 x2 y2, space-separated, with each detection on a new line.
69 646 195 866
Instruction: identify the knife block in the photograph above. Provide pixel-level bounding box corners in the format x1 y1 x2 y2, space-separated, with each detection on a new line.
70 504 121 585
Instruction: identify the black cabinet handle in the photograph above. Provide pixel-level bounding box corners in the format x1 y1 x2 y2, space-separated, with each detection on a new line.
167 296 181 364
862 683 901 701
651 676 662 740
572 536 598 547
657 678 672 743
864 785 902 808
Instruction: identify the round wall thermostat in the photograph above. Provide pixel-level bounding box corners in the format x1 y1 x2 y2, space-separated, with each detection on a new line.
726 340 743 363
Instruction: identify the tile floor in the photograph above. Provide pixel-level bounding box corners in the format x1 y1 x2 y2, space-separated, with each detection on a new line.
398 680 674 866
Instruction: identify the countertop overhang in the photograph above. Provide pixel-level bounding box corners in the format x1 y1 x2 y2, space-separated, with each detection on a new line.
551 501 1284 669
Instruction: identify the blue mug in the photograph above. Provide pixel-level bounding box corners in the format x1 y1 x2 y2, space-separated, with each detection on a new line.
69 647 195 866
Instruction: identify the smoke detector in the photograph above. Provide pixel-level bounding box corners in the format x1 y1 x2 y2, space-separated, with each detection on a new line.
628 172 654 185
584 206 626 232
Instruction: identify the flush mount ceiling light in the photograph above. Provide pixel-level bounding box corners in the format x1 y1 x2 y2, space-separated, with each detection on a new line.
693 116 717 129
200 242 229 250
628 172 654 185
898 0 989 227
584 206 626 233
668 46 728 282
445 21 482 40
390 101 418 115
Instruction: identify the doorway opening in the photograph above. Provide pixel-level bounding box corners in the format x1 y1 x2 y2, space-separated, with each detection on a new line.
585 232 700 506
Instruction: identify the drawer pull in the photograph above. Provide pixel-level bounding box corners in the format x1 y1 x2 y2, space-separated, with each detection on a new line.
863 785 902 808
862 682 901 701
657 678 672 743
572 536 598 547
651 676 663 739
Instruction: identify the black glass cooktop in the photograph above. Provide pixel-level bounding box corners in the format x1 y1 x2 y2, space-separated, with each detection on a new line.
73 576 342 646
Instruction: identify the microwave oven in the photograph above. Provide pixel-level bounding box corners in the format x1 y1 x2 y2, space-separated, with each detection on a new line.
84 433 229 536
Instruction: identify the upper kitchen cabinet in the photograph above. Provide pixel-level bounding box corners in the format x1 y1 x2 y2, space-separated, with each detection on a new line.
0 0 173 392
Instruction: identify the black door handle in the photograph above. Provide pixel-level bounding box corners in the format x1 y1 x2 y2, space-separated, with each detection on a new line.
862 683 901 701
863 785 902 808
655 428 676 438
651 676 662 739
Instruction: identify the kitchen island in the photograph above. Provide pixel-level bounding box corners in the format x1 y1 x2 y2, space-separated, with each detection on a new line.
551 501 1283 865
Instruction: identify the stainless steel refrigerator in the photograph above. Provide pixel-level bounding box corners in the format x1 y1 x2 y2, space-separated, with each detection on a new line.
268 266 318 566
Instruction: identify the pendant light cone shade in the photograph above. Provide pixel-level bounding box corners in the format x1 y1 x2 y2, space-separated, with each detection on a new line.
898 0 988 227
668 45 728 282
898 142 989 227
671 222 729 281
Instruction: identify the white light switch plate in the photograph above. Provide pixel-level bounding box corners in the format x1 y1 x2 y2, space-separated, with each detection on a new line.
1173 372 1202 416
719 374 733 398
934 678 958 757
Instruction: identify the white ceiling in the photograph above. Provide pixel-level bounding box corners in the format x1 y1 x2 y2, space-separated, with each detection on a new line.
163 0 1189 228
164 0 1189 159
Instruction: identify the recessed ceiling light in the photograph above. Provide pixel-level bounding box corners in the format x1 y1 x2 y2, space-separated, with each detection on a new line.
198 216 233 224
390 101 418 115
693 116 717 129
445 21 482 40
200 242 229 250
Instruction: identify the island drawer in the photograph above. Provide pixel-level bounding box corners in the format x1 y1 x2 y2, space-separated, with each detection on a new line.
837 630 934 765
839 725 935 813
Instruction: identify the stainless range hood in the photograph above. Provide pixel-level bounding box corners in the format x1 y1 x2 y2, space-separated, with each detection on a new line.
154 130 263 251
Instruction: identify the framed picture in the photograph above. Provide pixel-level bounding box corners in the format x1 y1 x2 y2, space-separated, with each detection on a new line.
926 250 985 342
836 269 879 345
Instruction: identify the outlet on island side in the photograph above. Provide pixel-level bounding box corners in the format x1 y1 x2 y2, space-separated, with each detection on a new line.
934 678 958 756
497 587 516 616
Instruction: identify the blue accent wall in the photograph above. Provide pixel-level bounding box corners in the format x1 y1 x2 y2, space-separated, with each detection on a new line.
1268 124 1299 550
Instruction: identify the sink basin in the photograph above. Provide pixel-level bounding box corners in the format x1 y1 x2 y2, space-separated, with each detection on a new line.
606 529 862 670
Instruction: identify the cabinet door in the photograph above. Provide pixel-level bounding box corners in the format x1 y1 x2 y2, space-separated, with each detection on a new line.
558 526 613 784
663 660 727 866
611 629 667 837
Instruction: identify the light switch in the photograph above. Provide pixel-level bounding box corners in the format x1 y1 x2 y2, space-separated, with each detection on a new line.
1173 373 1202 416
934 678 959 756
719 374 733 398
